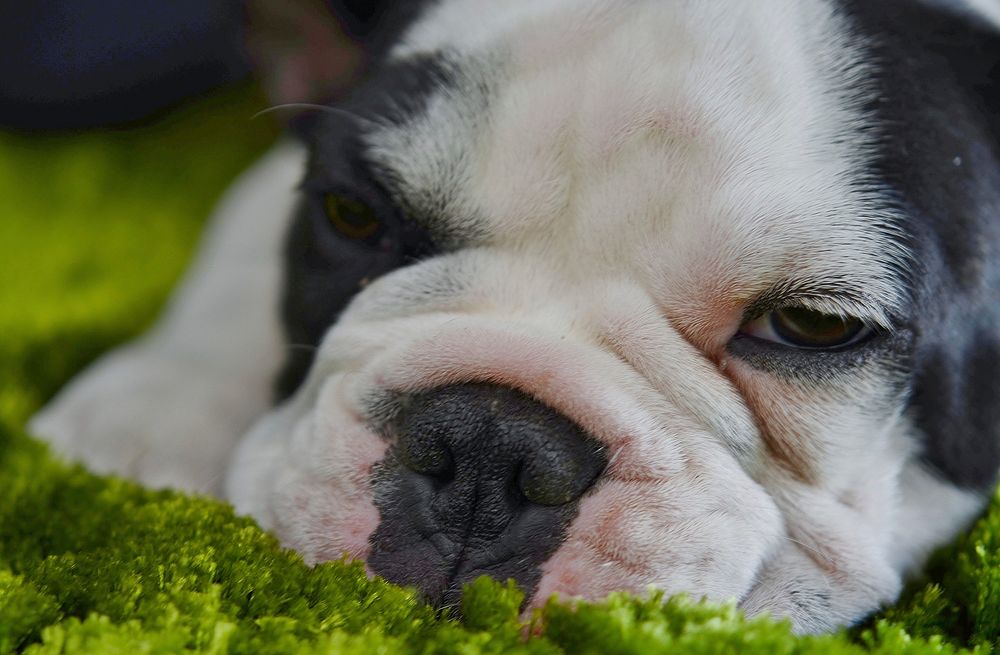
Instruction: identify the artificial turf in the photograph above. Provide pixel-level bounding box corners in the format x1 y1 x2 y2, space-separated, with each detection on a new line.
0 85 998 654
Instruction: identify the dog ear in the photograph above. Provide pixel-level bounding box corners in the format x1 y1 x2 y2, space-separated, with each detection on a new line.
246 0 405 105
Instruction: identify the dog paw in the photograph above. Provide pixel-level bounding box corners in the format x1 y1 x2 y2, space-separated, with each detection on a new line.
739 542 900 633
29 343 268 496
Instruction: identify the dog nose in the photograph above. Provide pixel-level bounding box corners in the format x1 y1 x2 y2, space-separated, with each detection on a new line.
368 383 606 608
395 383 605 506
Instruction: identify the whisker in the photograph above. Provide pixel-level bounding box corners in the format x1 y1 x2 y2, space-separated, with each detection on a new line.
252 103 378 128
606 446 625 467
285 343 319 353
251 102 333 119
783 535 825 559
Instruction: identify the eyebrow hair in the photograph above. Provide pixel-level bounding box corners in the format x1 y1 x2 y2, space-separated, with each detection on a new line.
742 277 905 330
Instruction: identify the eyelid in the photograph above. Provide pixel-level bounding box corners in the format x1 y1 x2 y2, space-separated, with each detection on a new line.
743 292 897 333
301 176 388 220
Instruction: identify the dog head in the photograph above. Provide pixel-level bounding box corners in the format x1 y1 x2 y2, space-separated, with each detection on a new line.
228 0 1000 631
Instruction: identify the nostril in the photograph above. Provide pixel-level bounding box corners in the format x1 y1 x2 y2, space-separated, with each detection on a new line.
396 428 453 480
518 465 573 506
517 443 606 506
370 383 610 606
390 383 607 506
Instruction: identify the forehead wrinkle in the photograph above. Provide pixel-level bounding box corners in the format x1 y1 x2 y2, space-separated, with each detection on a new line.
472 2 860 214
371 0 910 330
464 10 730 237
374 2 748 243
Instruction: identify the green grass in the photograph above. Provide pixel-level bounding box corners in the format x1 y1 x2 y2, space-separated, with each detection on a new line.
0 85 997 654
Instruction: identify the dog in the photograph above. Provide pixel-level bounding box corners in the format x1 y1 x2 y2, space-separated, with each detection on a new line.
30 0 1000 634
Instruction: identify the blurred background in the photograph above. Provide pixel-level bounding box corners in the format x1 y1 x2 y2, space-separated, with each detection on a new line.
0 0 385 129
0 0 380 417
0 0 252 129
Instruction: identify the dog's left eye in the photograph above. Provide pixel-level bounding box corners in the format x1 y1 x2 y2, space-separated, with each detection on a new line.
323 193 382 240
740 307 869 349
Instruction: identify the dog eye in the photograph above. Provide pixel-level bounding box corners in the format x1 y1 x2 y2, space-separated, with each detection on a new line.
741 307 869 349
323 193 381 240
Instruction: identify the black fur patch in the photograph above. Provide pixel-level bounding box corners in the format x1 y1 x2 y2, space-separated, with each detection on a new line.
842 0 1000 489
325 1 437 52
276 56 455 399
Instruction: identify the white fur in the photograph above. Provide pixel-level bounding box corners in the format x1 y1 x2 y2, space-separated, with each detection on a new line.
889 454 986 574
923 0 1000 27
967 0 1000 25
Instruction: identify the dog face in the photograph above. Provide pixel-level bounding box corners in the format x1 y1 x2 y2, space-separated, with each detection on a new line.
227 0 1000 631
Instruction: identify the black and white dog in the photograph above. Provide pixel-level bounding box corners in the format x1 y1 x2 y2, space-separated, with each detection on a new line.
31 0 1000 633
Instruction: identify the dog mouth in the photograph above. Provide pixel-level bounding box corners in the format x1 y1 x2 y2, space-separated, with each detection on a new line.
366 382 607 609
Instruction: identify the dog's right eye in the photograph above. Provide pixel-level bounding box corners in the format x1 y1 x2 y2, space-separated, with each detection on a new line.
323 193 382 240
740 307 869 350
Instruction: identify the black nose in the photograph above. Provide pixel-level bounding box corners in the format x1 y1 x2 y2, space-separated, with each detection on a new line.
368 383 606 609
395 383 605 506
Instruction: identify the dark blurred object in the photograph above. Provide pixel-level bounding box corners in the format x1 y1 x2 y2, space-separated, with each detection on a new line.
327 0 393 38
0 0 251 130
244 0 362 106
243 0 410 106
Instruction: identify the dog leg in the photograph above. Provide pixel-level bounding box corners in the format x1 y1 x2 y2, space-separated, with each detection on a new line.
29 140 305 496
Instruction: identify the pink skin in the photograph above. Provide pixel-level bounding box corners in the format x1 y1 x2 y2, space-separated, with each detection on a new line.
530 465 780 611
271 379 387 565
